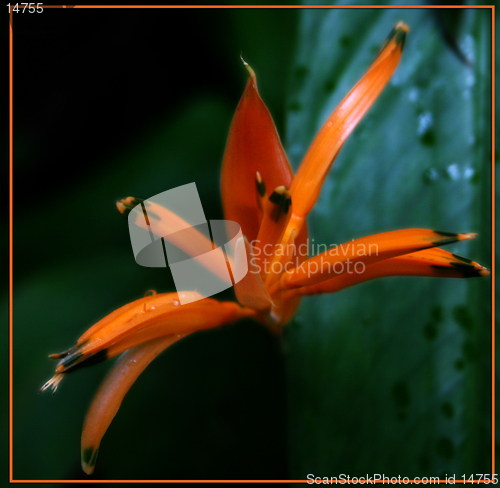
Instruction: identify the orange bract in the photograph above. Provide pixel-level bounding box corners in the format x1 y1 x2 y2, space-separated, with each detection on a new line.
42 22 489 475
291 22 408 221
221 62 295 243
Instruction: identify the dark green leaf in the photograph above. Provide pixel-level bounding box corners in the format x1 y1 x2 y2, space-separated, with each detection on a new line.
285 6 492 477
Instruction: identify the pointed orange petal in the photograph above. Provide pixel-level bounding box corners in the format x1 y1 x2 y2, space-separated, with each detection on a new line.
77 291 181 345
105 299 253 358
51 293 253 375
291 22 408 221
221 62 294 242
80 334 185 475
289 248 490 297
276 229 476 290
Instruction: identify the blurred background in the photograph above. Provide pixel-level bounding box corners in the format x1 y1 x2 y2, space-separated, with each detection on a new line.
10 3 493 482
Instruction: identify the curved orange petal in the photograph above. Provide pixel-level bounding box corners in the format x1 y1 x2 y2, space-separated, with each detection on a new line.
275 229 476 291
76 292 183 346
287 248 490 297
220 62 294 242
80 334 185 475
291 22 408 222
45 292 254 379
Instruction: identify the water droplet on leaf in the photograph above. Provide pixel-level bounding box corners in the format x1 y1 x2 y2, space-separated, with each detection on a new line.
446 164 460 181
423 168 439 183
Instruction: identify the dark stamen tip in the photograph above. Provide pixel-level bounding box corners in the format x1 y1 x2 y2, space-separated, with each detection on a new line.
59 351 83 370
434 237 459 246
255 172 266 197
451 253 473 264
377 22 408 55
450 261 476 270
433 230 459 246
430 264 481 278
269 187 291 222
60 349 109 375
82 447 99 473
434 230 458 237
116 197 144 217
395 29 406 49
269 186 290 204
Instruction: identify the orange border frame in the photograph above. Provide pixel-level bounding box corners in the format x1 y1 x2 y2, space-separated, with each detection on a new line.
8 4 495 484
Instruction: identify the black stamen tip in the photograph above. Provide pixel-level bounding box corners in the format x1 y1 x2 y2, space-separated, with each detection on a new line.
269 187 291 222
61 349 109 374
283 196 292 215
430 264 480 278
395 29 406 49
82 447 99 469
451 253 473 264
435 237 459 246
450 261 475 270
59 351 83 370
255 173 266 197
433 230 459 246
434 230 458 237
117 197 144 217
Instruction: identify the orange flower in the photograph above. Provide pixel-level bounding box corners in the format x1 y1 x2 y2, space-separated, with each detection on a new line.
41 22 489 475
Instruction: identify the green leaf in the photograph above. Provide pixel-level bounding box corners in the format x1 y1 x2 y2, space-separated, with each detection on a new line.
285 7 492 477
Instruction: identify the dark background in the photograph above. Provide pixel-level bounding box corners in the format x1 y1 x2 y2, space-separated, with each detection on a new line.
13 6 298 481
